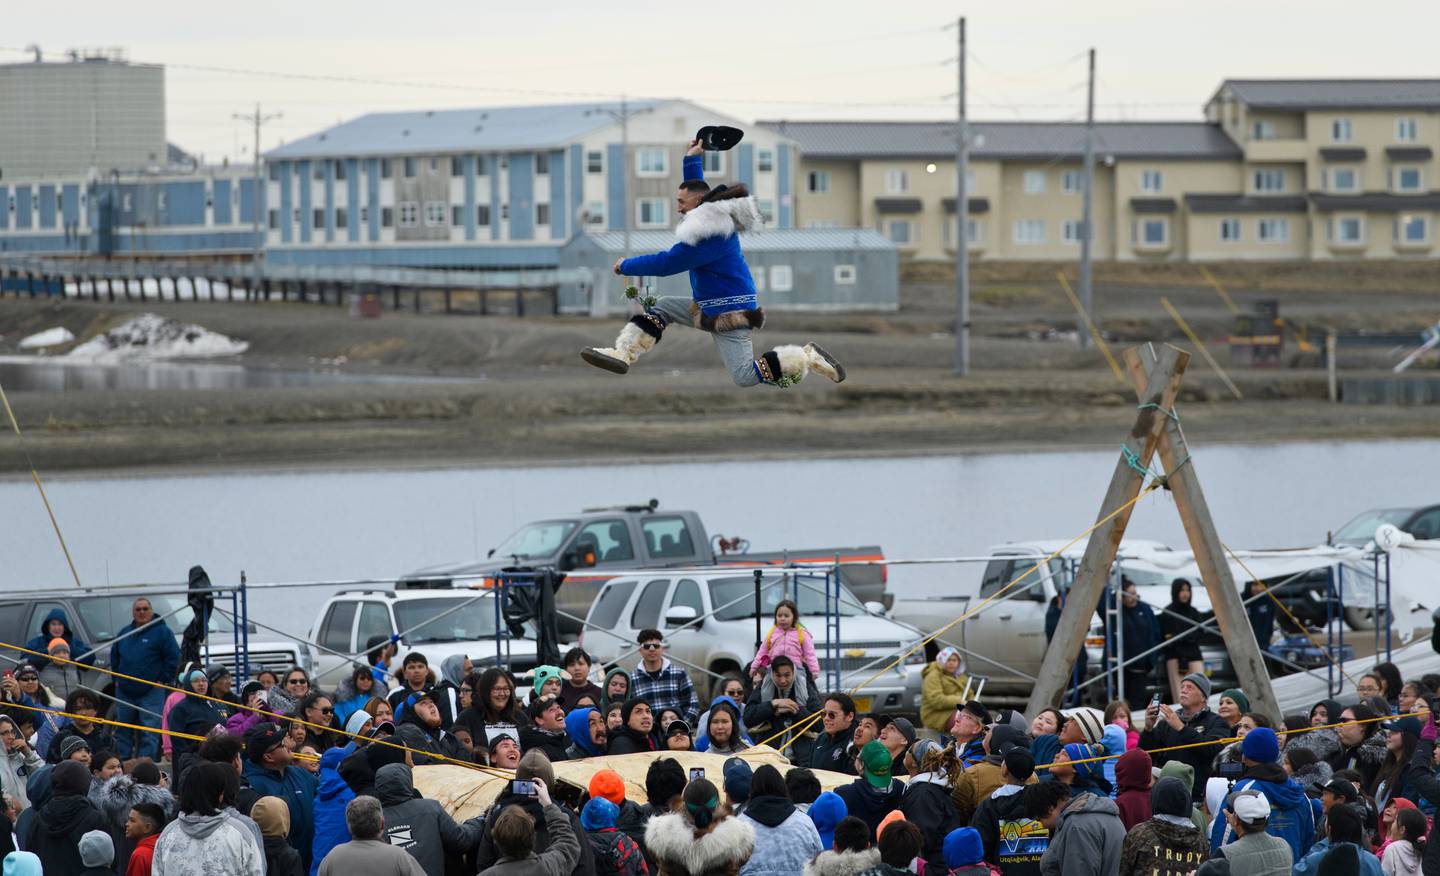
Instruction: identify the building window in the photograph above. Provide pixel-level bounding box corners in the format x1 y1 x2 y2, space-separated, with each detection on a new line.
335 208 348 229
770 265 794 292
1061 170 1082 194
380 159 392 179
424 202 447 226
886 219 912 244
1330 216 1364 243
584 201 604 226
402 157 416 178
1331 118 1353 142
293 208 300 223
452 205 464 226
334 161 347 181
943 218 981 246
477 204 491 226
1138 218 1168 245
636 198 668 228
398 202 419 227
1139 170 1163 193
751 266 766 292
885 169 909 193
1023 170 1046 194
535 153 550 176
475 157 487 176
1251 120 1276 141
157 192 168 211
267 209 279 229
381 207 394 227
834 264 857 285
536 202 550 225
1393 167 1424 192
1257 218 1289 242
268 164 281 181
1327 167 1359 193
427 157 440 177
757 150 774 173
501 203 509 220
1397 214 1428 243
586 151 603 174
757 200 775 223
1013 219 1045 244
359 206 368 223
807 170 830 193
636 148 667 176
313 163 324 181
312 208 324 228
1395 117 1419 143
703 151 724 175
122 193 133 211
1220 218 1241 242
1062 220 1085 244
1253 169 1286 192
450 156 465 176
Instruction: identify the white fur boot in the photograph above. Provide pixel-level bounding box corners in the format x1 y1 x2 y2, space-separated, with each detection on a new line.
581 316 662 374
762 343 847 386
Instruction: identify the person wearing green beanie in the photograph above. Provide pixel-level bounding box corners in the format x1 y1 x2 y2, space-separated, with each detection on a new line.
1218 689 1250 728
530 665 563 703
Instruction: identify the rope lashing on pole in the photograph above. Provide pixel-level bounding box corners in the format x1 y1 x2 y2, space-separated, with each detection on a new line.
1035 709 1428 771
751 481 1167 752
0 639 513 778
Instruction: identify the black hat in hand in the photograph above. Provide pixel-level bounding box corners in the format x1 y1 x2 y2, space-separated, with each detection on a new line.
696 125 744 151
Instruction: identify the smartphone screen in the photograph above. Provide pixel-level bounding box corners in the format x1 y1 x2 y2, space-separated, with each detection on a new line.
511 779 536 797
689 767 705 781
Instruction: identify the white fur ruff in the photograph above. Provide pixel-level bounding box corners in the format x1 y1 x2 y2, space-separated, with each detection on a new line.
772 344 811 382
803 849 882 876
675 197 764 246
644 812 755 875
594 322 655 364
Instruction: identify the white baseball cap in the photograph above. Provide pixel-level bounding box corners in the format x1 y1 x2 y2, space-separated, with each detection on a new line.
1232 792 1271 824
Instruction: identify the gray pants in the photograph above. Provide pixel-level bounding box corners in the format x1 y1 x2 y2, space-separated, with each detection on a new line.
650 296 761 387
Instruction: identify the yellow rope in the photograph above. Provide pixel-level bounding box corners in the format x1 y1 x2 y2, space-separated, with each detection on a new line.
751 482 1166 752
1040 709 1423 770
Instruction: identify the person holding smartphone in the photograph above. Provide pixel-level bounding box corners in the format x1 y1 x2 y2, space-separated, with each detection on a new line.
480 776 582 876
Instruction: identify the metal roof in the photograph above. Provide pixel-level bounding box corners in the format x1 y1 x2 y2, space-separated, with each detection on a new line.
266 100 664 159
755 120 1240 160
1218 79 1440 110
580 228 895 253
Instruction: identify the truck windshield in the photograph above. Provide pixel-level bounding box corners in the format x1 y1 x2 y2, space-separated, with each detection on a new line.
709 575 864 622
75 594 223 641
393 596 506 643
1333 508 1415 545
490 521 577 561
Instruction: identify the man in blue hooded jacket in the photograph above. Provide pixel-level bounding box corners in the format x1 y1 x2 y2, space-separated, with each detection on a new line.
1208 727 1314 863
109 597 180 760
582 138 846 388
243 723 319 872
25 609 94 670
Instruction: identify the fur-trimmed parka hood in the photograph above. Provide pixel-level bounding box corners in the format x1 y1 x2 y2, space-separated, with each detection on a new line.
804 848 881 876
676 197 763 247
97 772 176 824
645 810 755 876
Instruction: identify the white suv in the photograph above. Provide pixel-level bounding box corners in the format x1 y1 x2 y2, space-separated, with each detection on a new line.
581 570 925 716
310 589 539 688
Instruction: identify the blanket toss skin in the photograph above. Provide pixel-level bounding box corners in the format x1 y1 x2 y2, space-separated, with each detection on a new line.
581 148 847 388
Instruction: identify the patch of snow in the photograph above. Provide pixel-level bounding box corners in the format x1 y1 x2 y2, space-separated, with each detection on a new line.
18 327 76 349
65 313 248 363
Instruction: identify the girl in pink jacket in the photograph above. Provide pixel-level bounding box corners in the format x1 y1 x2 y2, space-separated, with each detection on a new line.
748 599 822 681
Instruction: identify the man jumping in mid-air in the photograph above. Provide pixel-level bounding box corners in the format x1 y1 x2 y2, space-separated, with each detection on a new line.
581 138 845 388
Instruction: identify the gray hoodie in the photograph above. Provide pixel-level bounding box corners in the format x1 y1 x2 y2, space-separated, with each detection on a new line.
0 719 44 810
375 762 485 876
1039 793 1127 876
152 812 263 876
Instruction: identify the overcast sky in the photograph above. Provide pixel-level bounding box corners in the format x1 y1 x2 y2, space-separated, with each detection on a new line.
6 0 1440 164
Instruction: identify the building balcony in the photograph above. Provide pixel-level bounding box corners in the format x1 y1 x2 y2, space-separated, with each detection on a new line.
1244 139 1309 163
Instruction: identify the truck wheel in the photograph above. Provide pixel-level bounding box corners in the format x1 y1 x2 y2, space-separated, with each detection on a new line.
1344 606 1377 631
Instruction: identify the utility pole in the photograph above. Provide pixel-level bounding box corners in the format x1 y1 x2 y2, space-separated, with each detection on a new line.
232 104 281 299
1077 48 1096 348
953 17 970 376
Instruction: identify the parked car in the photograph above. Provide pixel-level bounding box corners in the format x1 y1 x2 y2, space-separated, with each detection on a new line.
400 500 886 637
309 588 539 689
580 569 926 716
1327 503 1440 628
0 589 309 713
887 540 1237 707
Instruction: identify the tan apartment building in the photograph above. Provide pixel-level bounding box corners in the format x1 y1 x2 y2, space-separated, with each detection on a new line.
759 78 1440 262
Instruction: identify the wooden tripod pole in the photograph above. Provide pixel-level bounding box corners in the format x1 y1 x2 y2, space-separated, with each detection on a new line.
1025 344 1190 716
1124 344 1279 719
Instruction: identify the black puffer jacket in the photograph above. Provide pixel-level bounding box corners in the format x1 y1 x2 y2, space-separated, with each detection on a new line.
1140 708 1230 802
20 793 108 875
1405 736 1440 876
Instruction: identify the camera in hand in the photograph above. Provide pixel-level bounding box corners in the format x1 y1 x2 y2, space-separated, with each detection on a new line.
1216 761 1245 780
510 779 537 797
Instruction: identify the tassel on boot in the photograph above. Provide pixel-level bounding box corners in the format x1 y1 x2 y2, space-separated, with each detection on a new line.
581 313 665 374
